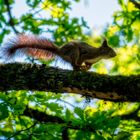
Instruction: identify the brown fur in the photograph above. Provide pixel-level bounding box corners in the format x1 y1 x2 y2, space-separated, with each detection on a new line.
4 34 116 71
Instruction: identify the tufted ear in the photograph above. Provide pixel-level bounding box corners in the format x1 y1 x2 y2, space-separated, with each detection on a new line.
101 39 108 47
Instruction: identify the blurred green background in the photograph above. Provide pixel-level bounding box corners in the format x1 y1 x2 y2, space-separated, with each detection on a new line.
0 0 140 139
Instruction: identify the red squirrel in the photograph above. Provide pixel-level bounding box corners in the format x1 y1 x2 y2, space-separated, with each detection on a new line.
4 34 116 71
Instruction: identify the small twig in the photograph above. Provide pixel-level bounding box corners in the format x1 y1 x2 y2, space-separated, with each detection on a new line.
57 99 76 108
7 122 37 140
4 0 19 33
19 2 49 24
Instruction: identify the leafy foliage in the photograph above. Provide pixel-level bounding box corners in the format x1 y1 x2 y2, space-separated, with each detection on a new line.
104 0 140 46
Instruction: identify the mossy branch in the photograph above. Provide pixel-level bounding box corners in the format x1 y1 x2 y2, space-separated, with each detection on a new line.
0 63 140 102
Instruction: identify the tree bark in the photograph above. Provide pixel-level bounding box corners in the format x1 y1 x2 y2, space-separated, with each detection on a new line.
0 63 140 102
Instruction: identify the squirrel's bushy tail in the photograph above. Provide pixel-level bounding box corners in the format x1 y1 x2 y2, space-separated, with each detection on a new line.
4 34 59 59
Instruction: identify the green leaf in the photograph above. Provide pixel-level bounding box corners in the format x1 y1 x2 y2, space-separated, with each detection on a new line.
126 29 133 41
94 134 106 140
114 131 131 140
46 102 62 115
76 131 91 140
65 109 73 121
108 35 120 47
74 107 84 120
0 104 9 120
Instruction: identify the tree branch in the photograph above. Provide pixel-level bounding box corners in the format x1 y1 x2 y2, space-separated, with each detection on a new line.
22 106 140 135
4 0 19 33
23 107 96 133
120 105 140 122
7 122 37 140
1 63 140 102
24 106 65 124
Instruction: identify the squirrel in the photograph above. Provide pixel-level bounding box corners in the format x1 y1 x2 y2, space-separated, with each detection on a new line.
4 34 116 71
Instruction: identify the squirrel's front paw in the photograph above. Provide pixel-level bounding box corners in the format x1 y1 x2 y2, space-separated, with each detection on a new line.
79 66 88 71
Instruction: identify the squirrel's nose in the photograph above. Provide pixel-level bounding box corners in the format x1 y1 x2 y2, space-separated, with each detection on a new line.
113 52 116 57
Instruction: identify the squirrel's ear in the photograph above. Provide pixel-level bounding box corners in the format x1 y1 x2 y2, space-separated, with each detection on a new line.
101 39 108 47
